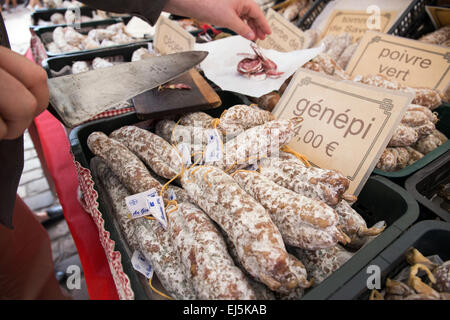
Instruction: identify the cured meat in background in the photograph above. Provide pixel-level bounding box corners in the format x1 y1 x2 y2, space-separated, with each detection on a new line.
237 43 284 80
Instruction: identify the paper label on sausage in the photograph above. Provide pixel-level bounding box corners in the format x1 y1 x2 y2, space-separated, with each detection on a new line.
169 189 177 201
204 129 223 163
273 68 414 195
131 250 154 279
146 190 168 230
154 15 195 54
256 8 307 51
125 189 157 219
346 31 450 92
177 142 192 166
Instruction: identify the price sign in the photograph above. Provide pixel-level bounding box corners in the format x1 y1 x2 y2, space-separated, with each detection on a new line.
319 10 397 43
346 31 450 92
154 16 195 54
257 8 307 51
273 69 414 195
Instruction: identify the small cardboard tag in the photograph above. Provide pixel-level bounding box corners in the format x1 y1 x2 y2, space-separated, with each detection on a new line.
256 8 307 51
146 190 168 230
204 129 223 163
131 251 154 279
346 31 450 92
425 6 450 29
272 69 414 195
154 16 196 54
319 9 397 43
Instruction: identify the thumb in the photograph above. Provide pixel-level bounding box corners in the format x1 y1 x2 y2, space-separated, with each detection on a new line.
227 13 255 41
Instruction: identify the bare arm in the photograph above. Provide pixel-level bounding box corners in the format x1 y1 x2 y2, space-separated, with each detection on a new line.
163 0 271 41
80 0 271 41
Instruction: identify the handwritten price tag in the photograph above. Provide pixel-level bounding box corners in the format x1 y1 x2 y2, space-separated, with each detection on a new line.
346 31 450 92
154 16 195 54
273 69 414 195
257 9 306 52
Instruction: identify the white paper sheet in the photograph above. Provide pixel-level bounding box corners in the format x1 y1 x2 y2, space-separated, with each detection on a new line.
194 36 325 97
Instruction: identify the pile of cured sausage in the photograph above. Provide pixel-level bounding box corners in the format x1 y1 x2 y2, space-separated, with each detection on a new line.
87 104 385 300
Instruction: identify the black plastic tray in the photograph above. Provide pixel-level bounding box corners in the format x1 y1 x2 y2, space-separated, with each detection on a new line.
301 175 419 299
296 0 332 31
69 91 248 300
31 16 142 57
42 41 152 76
69 105 419 300
31 7 98 27
373 104 450 180
405 151 450 222
328 220 450 300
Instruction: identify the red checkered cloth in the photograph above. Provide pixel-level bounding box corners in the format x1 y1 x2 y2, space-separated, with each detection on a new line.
81 107 135 125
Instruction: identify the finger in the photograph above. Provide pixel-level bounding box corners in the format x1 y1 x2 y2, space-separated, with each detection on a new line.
248 19 267 41
225 11 256 40
243 1 271 36
0 68 38 140
0 46 49 116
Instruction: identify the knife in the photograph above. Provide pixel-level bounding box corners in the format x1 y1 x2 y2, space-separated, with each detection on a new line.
48 50 208 128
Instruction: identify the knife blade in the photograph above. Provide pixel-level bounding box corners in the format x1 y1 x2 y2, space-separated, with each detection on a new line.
48 50 208 128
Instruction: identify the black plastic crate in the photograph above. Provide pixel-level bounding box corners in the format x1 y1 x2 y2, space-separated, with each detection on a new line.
405 151 450 222
31 7 98 27
42 42 152 77
301 175 419 299
31 16 142 57
70 107 419 300
373 104 450 180
328 220 450 300
388 0 439 39
296 0 331 31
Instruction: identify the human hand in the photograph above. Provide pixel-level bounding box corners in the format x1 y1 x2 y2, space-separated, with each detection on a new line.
0 46 49 140
164 0 271 41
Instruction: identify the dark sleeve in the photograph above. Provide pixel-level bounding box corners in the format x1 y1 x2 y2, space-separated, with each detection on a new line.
0 137 24 229
0 13 21 230
79 0 168 25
